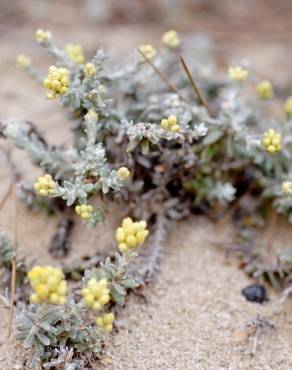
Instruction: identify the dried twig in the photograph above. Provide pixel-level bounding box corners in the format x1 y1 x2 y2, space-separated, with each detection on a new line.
0 179 13 210
8 182 18 338
49 218 74 258
248 314 274 356
180 55 211 115
279 284 292 305
137 48 185 101
134 213 168 282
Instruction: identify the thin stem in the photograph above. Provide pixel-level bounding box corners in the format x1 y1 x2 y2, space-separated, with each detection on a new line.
180 55 211 115
0 179 13 210
137 48 185 101
7 182 18 338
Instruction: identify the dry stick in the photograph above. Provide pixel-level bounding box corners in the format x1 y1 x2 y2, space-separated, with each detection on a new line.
180 56 212 116
7 182 18 338
0 179 13 210
137 48 185 101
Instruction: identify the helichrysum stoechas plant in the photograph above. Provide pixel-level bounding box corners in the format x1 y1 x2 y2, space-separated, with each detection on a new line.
28 266 68 304
84 62 97 76
116 217 149 253
75 204 94 220
256 80 273 99
160 114 180 132
228 65 248 81
117 166 130 179
82 277 110 310
43 65 69 99
35 29 52 44
138 44 156 59
64 43 85 64
96 312 115 333
261 129 282 154
282 181 292 195
34 174 56 196
16 54 31 69
3 26 292 369
162 30 181 48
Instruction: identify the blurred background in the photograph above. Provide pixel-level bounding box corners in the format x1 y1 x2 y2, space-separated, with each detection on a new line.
1 0 292 135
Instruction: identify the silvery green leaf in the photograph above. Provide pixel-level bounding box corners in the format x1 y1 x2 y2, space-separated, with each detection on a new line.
120 278 139 288
202 129 223 145
111 284 126 305
36 332 51 346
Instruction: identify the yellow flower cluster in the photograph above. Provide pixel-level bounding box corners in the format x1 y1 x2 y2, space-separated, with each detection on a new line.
228 66 248 82
35 29 52 43
261 129 282 154
16 54 31 69
282 181 292 195
138 44 156 60
75 204 94 220
84 62 96 77
28 266 67 305
162 30 181 48
117 167 130 179
82 278 110 310
44 66 69 99
34 174 56 197
64 43 85 64
96 312 115 333
160 115 180 132
116 217 149 253
284 97 292 118
256 80 273 99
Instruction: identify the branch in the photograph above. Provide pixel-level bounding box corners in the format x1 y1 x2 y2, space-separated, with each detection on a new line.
137 48 185 101
8 182 18 338
180 56 211 116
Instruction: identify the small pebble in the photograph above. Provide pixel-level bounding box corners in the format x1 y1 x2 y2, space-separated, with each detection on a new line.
241 284 267 303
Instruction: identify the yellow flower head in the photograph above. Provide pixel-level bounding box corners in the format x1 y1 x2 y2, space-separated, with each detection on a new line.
84 62 96 77
85 109 98 122
16 54 31 69
256 80 273 99
138 44 156 60
35 29 52 43
64 43 85 64
34 174 56 197
96 312 115 333
82 278 110 310
75 204 94 220
116 217 149 253
284 97 292 118
28 266 67 305
261 129 282 154
228 66 248 82
162 30 181 49
43 66 69 99
160 115 180 132
282 181 292 195
117 167 130 179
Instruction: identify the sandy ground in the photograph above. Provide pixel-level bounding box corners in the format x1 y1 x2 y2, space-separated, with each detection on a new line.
0 1 292 369
104 219 292 370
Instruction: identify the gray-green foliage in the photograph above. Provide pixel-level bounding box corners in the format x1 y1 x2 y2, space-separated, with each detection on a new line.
15 299 101 370
0 232 14 268
84 250 139 306
3 30 292 222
